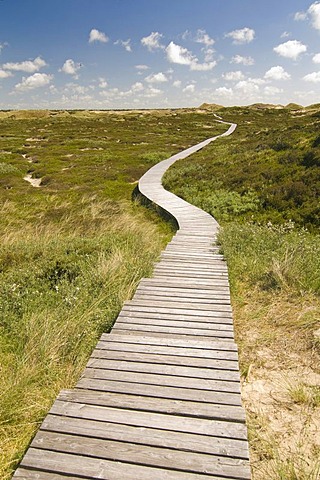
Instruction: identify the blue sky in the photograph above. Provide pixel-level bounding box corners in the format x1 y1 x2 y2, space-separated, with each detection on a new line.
0 0 320 109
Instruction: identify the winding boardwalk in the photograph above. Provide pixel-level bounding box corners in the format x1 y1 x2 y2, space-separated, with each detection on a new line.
14 121 251 479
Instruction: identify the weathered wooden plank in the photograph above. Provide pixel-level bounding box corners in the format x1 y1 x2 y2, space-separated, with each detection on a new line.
42 412 249 458
87 358 240 381
127 298 232 312
149 277 230 287
155 262 228 270
136 285 230 299
112 324 234 338
154 268 228 276
95 339 239 360
156 262 228 270
19 449 235 480
57 389 245 423
82 367 241 393
50 401 247 437
76 377 242 406
122 304 233 318
117 316 234 330
30 431 250 479
13 469 82 479
135 283 230 298
102 333 238 350
140 278 231 291
118 310 234 325
112 329 233 340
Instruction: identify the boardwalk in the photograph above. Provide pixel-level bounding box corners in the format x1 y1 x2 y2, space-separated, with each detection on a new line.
14 122 251 479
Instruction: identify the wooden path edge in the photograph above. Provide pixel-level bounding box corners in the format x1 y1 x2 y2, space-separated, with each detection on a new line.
13 119 252 480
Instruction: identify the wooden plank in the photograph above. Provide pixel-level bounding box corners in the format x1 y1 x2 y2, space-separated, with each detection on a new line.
57 389 245 423
20 449 233 480
30 431 250 479
95 339 239 360
87 358 240 381
140 279 230 291
82 368 241 393
112 324 234 338
156 261 227 268
42 412 249 458
13 469 82 479
117 316 234 330
153 271 228 279
101 333 238 350
122 304 233 318
118 310 233 325
76 377 242 406
112 329 232 340
137 284 230 295
50 401 247 437
149 277 230 287
127 298 232 312
135 287 230 301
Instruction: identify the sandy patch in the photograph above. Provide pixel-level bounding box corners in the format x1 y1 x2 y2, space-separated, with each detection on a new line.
24 174 42 187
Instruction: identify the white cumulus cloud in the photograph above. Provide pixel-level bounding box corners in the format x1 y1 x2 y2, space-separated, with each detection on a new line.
195 29 215 47
264 86 283 95
313 53 320 63
135 64 149 70
294 3 320 30
3 56 47 73
89 29 108 43
141 32 164 51
173 80 182 88
114 39 132 52
231 55 255 66
223 71 244 81
60 59 82 78
226 27 255 44
131 82 144 92
166 42 195 65
15 73 53 91
0 69 13 79
183 84 195 93
166 42 216 71
294 11 308 21
308 2 320 29
144 87 162 97
145 72 168 83
0 42 8 53
264 66 291 80
303 71 320 82
273 40 307 60
98 78 108 88
190 61 216 71
215 87 233 96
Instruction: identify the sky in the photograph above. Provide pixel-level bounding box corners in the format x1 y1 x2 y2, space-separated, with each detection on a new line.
0 0 320 109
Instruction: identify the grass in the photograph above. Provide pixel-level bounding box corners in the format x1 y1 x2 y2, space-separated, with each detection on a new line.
0 108 226 478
